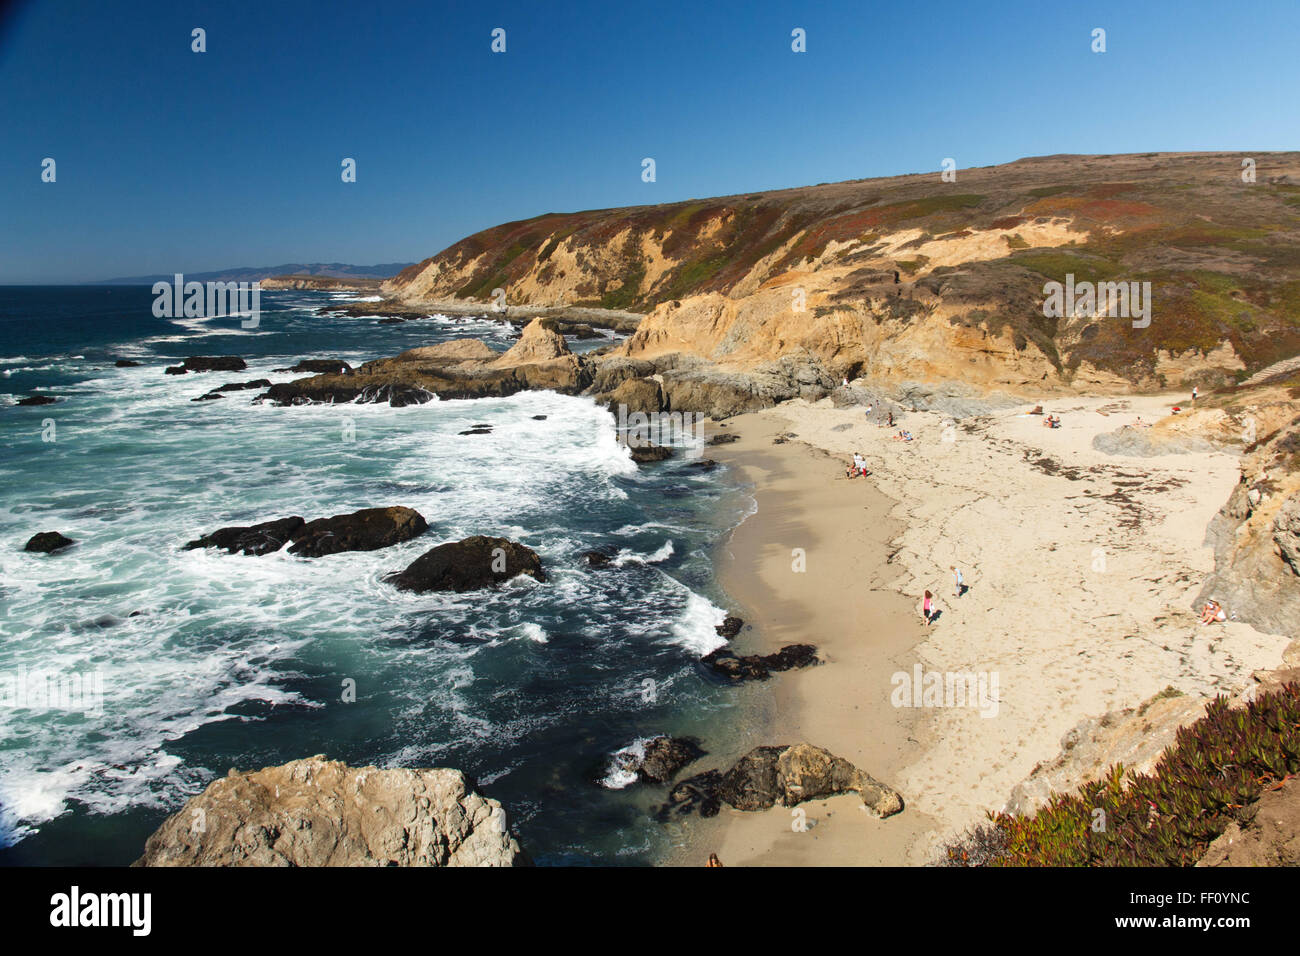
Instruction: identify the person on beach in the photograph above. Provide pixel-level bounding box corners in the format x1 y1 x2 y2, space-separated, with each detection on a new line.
887 411 894 427
706 853 724 867
951 566 964 598
1199 599 1226 625
921 590 934 627
1192 385 1198 403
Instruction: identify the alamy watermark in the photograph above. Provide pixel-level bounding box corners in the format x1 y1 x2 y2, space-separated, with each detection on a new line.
0 665 104 715
891 664 999 718
616 403 705 454
1042 273 1150 329
152 273 260 328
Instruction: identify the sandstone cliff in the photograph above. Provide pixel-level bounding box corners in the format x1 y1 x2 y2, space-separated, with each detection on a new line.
385 152 1300 399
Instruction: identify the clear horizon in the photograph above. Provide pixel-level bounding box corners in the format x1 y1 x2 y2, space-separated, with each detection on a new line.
2 0 1298 283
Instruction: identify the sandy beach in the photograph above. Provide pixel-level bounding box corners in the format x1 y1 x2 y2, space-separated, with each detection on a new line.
691 393 1293 866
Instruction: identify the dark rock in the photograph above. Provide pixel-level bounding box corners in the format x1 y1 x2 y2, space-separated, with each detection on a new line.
662 769 724 818
114 359 141 367
164 366 187 375
191 393 225 401
531 415 547 420
583 549 615 568
385 535 545 593
459 427 493 436
701 643 818 681
700 650 770 681
707 433 740 446
179 356 247 373
275 359 353 375
211 379 272 393
184 516 307 556
377 317 406 324
685 458 718 472
612 736 706 786
564 324 603 340
17 395 58 406
764 643 820 672
629 445 673 464
24 531 74 553
715 616 744 639
640 737 706 783
285 507 428 558
662 743 903 819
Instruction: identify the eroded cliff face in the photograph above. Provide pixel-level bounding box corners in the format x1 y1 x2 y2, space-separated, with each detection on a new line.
385 152 1300 398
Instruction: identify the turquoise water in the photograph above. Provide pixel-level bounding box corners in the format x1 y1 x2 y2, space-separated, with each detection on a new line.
0 287 752 865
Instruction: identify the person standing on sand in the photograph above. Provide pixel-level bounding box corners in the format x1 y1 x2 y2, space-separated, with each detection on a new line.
921 590 934 627
1192 385 1198 403
951 566 964 598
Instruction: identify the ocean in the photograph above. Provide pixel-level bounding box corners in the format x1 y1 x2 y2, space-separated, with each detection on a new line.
0 286 755 865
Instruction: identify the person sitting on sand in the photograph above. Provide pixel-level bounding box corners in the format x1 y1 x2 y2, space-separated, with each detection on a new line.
894 430 913 442
921 590 934 627
1199 599 1227 625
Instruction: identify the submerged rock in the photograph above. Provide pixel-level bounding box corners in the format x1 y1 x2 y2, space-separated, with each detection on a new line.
663 743 903 819
24 531 75 553
17 395 58 406
385 535 545 593
134 755 524 867
114 359 141 367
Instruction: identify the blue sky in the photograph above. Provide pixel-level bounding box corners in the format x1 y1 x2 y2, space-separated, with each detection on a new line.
1 0 1297 283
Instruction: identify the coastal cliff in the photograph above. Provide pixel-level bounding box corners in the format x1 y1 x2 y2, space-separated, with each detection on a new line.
384 152 1300 401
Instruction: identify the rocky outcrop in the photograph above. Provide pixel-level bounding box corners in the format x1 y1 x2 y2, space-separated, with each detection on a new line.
1193 396 1300 637
164 356 247 375
701 643 819 681
134 755 523 867
1003 689 1208 818
17 394 59 406
384 536 545 593
286 507 428 557
715 615 744 639
259 320 594 407
605 736 705 786
274 359 353 374
184 516 306 556
184 507 427 558
1197 777 1300 867
24 531 74 553
662 743 903 819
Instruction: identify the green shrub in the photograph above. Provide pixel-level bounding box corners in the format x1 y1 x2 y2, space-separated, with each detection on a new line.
952 683 1300 866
